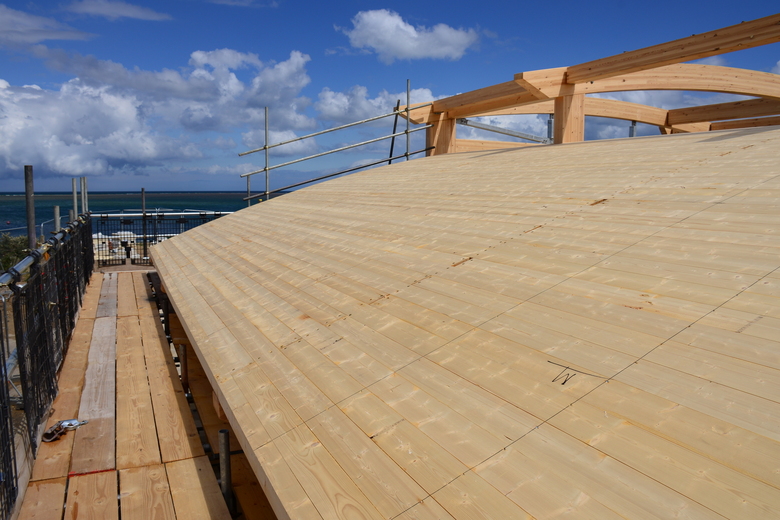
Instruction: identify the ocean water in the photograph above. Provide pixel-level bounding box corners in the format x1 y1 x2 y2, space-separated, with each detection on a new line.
1 192 251 237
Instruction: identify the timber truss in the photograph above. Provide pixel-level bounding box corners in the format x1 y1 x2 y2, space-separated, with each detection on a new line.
402 13 780 154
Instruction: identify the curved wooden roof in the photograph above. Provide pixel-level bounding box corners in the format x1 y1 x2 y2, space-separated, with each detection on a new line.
152 126 780 520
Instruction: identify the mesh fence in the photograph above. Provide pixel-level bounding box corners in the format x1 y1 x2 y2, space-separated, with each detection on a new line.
0 216 93 517
0 299 17 520
11 217 93 454
93 212 225 267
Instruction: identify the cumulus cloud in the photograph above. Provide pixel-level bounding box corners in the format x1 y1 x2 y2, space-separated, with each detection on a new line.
339 10 478 64
65 0 172 21
0 80 199 176
772 60 780 74
0 5 91 45
241 129 318 156
315 85 437 123
0 46 320 179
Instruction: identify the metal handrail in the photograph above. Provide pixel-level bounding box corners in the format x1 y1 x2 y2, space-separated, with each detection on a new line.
0 215 89 288
239 80 433 203
240 126 430 178
238 103 433 159
243 146 434 201
94 211 232 218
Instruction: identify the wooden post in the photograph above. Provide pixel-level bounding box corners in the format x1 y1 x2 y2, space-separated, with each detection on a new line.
426 113 456 156
553 94 585 144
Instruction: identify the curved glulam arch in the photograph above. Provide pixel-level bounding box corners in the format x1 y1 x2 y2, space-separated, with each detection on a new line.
404 14 780 150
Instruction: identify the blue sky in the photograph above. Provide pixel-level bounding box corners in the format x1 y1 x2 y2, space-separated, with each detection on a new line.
1 0 778 192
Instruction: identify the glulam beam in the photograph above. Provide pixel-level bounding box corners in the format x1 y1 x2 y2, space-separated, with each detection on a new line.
566 13 780 83
516 64 780 101
711 115 780 130
475 98 668 127
668 98 780 125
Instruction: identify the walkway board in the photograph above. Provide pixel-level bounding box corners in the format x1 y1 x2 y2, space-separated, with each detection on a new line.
152 127 780 520
18 271 237 520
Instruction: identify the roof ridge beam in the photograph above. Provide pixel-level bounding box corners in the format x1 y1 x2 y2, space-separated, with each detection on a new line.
565 13 780 84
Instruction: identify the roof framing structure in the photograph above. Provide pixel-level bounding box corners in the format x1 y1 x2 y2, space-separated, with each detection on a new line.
403 13 780 151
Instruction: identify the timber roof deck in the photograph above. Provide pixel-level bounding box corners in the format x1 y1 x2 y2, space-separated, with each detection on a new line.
152 127 780 520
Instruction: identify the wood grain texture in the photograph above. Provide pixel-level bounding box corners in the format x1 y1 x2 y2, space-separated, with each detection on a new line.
566 13 780 83
119 465 176 520
69 315 116 475
63 471 118 520
153 126 780 520
17 477 67 520
165 457 232 520
116 315 162 469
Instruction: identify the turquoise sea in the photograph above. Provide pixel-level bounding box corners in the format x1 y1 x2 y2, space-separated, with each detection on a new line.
1 192 254 237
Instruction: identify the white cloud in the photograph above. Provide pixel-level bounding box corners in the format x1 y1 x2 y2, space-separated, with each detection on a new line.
0 80 199 176
315 85 436 123
65 0 172 21
0 46 319 179
772 60 780 74
0 5 91 45
691 56 727 66
241 129 318 156
339 10 478 64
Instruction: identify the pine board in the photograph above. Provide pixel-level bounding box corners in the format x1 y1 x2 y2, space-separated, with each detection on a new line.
118 465 176 520
17 477 67 520
63 471 119 520
70 315 117 475
116 315 162 469
152 127 780 520
165 457 231 520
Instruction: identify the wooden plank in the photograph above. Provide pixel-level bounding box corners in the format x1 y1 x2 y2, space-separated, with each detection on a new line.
63 471 119 520
70 316 116 475
271 424 384 520
77 272 105 321
140 313 204 462
165 456 231 520
306 406 428 518
116 272 138 317
116 315 162 469
582 380 780 489
431 471 534 520
148 126 780 520
17 477 67 520
132 271 155 315
566 13 780 83
550 399 780 519
31 314 94 481
118 465 176 520
95 272 117 318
